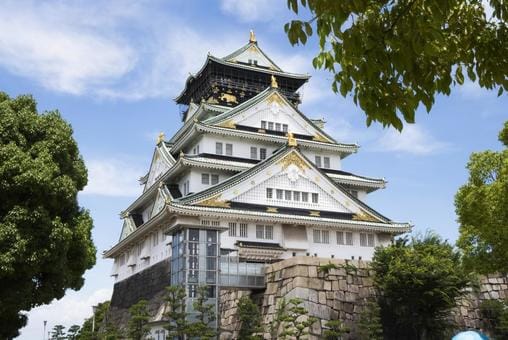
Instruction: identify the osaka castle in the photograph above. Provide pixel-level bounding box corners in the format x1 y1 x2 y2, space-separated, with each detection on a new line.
104 31 411 335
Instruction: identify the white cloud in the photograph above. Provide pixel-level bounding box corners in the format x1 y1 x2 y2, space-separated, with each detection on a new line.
82 159 143 197
0 1 137 95
372 124 448 155
20 288 112 339
219 0 285 22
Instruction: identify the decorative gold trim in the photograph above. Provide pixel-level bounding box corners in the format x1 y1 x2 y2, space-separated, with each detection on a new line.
156 132 165 144
271 75 278 88
352 211 380 222
257 128 266 133
218 119 236 129
266 92 284 106
278 152 309 171
309 210 320 217
219 93 238 104
249 29 256 43
266 207 278 213
287 132 297 146
313 133 331 143
198 195 231 208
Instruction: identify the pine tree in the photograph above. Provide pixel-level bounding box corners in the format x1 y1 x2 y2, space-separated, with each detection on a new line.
163 285 189 339
237 295 263 340
127 299 151 340
186 285 216 340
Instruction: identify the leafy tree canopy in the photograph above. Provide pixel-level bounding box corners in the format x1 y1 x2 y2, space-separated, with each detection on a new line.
456 121 508 273
371 233 471 339
285 0 508 130
0 92 95 338
127 299 151 340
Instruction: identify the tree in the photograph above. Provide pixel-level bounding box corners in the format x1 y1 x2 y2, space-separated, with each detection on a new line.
127 299 151 340
186 285 216 340
50 325 66 340
357 300 383 340
480 299 508 338
456 121 508 274
0 92 95 338
323 319 349 340
274 298 318 340
77 301 119 340
284 0 508 130
163 285 189 338
67 325 81 340
237 295 263 340
371 233 471 339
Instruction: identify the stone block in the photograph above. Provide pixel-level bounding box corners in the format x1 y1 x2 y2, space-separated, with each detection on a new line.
319 292 327 304
309 278 324 290
339 279 348 291
293 276 309 288
490 291 499 299
324 281 332 291
309 266 318 277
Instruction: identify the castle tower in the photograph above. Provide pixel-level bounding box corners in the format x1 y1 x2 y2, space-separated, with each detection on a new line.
104 31 411 337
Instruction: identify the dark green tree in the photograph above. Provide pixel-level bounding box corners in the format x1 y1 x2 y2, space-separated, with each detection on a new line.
77 301 119 340
371 233 470 339
323 319 349 340
284 0 508 130
237 295 263 340
67 325 80 340
480 299 508 338
275 298 318 340
357 300 383 340
456 121 508 274
0 92 95 338
186 285 216 340
127 299 151 340
163 285 189 338
50 325 66 340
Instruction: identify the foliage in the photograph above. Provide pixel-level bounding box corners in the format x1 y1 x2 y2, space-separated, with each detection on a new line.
237 295 263 340
456 121 508 274
323 319 349 339
371 233 471 339
480 299 508 338
67 325 81 340
186 285 216 340
274 298 318 339
127 299 151 340
0 92 95 338
318 262 357 276
317 262 338 275
357 300 383 340
51 325 66 340
163 285 189 338
284 0 508 130
77 300 119 340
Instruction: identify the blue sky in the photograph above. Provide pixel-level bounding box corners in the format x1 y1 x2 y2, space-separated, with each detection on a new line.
1 0 505 338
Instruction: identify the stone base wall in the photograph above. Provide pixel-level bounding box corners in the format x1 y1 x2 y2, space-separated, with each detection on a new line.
219 257 508 339
108 259 170 330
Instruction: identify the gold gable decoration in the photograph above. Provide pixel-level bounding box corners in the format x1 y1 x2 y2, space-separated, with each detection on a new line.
266 207 278 213
352 211 381 223
156 132 165 144
278 152 310 171
271 75 278 88
249 29 256 43
313 133 331 143
287 132 298 146
218 120 236 129
198 195 231 208
266 92 284 106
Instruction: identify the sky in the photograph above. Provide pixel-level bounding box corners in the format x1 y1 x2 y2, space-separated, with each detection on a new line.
0 0 505 338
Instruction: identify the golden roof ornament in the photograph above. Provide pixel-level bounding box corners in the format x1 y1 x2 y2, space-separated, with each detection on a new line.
157 132 165 144
271 75 278 88
249 29 256 43
287 131 297 146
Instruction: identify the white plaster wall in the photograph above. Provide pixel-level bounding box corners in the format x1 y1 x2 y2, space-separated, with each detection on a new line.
301 149 341 170
199 134 278 160
187 169 234 194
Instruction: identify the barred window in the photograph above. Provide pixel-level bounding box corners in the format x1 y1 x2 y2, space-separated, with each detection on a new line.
201 173 210 184
314 230 329 244
275 123 281 131
313 229 321 243
250 146 257 159
324 157 330 169
315 156 322 168
284 190 292 200
226 143 233 156
282 124 288 132
256 225 264 239
276 189 283 199
266 188 273 199
337 231 344 245
293 191 300 201
346 232 353 245
268 122 274 130
360 233 367 247
302 192 309 202
215 142 223 155
239 223 248 237
228 222 237 237
260 148 267 160
261 121 267 129
211 174 219 185
312 193 319 203
265 225 273 239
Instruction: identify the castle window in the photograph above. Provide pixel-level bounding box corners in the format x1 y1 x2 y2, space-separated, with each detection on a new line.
266 188 273 199
256 225 273 239
293 191 300 201
250 147 257 159
368 234 375 247
324 157 330 169
268 122 274 130
256 225 264 238
211 174 219 185
315 156 322 168
361 233 375 247
313 229 329 244
226 143 233 156
215 142 223 155
201 173 210 184
228 222 237 237
337 231 344 245
312 193 319 203
302 192 308 202
346 232 353 245
284 190 292 200
282 124 288 132
260 148 267 160
275 123 281 131
261 120 267 129
239 223 248 237
276 189 283 199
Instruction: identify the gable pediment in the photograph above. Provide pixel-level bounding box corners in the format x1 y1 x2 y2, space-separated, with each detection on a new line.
186 148 386 222
144 148 171 191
